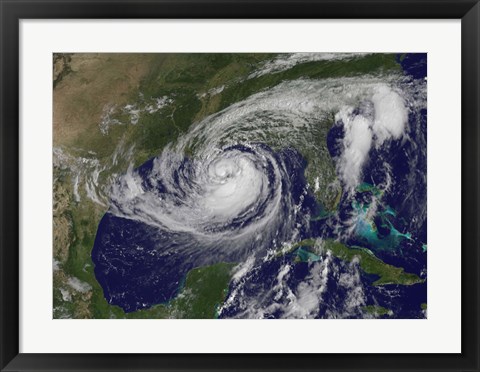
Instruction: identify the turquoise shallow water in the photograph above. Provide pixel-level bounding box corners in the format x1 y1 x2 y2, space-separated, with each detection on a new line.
352 198 413 253
295 247 321 263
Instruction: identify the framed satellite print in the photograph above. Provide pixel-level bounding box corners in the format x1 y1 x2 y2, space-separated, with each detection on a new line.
0 0 479 371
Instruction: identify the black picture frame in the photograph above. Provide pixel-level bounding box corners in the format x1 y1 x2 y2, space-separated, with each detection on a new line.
1 1 479 371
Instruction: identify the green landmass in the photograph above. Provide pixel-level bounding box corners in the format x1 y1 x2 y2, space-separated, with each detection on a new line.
362 305 392 317
326 240 423 285
55 262 235 319
283 239 423 286
421 303 427 310
126 262 236 319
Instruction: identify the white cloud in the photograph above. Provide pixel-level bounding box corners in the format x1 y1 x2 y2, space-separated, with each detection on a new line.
336 108 373 189
335 84 409 190
371 85 408 146
67 277 92 293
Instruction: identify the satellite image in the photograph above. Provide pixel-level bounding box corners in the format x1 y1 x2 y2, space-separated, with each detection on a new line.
53 53 427 319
